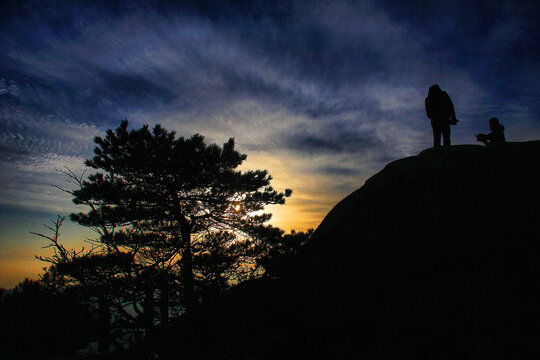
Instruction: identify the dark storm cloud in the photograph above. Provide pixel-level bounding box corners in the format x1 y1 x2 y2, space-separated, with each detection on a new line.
285 125 383 155
2 0 426 127
314 166 361 176
95 70 178 107
375 0 540 118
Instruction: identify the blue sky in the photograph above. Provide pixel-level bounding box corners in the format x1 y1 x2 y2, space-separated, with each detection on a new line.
1 0 539 287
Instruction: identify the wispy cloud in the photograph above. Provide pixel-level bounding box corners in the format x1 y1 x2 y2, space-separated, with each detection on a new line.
1 0 538 287
1 0 538 227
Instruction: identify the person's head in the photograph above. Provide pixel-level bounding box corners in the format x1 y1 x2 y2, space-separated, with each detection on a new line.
428 84 441 97
489 117 500 130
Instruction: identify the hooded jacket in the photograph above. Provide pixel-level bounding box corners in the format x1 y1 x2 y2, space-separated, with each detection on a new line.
425 85 456 126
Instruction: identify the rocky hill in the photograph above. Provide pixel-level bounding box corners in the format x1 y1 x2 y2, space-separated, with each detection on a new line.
138 141 540 359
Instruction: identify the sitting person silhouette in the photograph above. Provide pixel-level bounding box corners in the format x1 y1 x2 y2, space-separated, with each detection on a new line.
476 117 506 145
425 84 458 147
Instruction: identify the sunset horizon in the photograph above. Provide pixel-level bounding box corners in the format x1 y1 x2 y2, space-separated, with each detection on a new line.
1 0 539 290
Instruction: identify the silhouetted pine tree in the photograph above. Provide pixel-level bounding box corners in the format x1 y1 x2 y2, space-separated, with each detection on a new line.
69 120 292 314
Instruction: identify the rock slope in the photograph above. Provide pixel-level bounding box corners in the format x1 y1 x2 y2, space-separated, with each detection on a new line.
144 141 540 359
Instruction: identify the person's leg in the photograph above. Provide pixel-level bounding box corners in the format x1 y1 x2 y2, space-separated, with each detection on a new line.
432 125 441 147
442 124 451 146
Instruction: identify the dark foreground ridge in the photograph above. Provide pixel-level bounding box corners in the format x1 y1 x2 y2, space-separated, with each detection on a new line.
134 141 540 359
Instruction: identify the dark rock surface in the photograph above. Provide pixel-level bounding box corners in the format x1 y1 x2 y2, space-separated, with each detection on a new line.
142 141 540 359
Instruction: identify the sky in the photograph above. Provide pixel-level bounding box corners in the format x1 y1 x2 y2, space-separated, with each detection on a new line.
1 0 539 288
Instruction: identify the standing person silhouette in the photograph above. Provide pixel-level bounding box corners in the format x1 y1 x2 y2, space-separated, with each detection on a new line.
425 84 458 147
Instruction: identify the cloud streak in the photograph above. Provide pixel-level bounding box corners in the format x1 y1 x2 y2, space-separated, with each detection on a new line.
1 0 539 228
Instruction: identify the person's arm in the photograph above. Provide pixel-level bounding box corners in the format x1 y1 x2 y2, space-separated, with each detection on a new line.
425 97 432 119
445 92 456 121
486 129 506 144
476 133 488 145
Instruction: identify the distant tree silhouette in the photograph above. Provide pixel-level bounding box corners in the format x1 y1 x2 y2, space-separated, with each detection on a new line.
33 215 130 353
0 277 94 359
41 120 292 350
33 219 306 357
260 229 313 277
